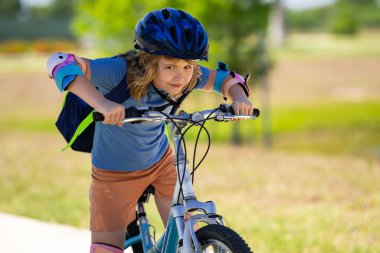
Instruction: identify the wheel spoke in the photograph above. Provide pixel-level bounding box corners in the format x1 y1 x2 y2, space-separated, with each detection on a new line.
199 240 231 252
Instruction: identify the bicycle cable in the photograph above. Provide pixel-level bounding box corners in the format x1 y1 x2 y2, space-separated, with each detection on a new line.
190 108 218 182
177 114 214 184
155 110 189 204
175 119 209 184
173 118 212 201
156 107 219 203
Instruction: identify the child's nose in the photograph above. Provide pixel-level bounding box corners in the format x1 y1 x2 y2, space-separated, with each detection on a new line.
173 70 185 81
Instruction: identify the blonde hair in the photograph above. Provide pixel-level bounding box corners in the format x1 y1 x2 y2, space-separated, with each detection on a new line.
121 50 201 100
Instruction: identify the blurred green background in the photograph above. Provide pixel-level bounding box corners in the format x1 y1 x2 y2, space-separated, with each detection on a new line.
0 0 379 252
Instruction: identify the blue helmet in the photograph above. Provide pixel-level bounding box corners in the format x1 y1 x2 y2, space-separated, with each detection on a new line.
134 8 209 61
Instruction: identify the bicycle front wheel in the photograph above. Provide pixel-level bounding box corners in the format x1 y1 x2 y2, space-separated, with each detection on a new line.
196 224 253 253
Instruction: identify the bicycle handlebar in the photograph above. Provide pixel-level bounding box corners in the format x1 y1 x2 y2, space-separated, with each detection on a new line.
92 104 260 124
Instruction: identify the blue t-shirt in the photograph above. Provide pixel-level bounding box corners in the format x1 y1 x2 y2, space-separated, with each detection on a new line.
88 56 210 171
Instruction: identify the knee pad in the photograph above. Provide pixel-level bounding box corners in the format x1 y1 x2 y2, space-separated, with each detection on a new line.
90 243 123 253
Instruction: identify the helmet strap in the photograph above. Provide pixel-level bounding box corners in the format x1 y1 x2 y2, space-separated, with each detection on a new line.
150 83 192 114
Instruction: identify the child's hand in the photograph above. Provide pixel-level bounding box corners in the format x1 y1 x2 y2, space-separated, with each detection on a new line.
227 83 253 117
96 99 125 127
231 96 253 116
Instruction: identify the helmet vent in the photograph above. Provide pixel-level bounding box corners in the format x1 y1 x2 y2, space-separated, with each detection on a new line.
178 10 188 19
197 31 204 47
184 28 191 42
162 9 171 19
169 26 178 43
150 15 159 25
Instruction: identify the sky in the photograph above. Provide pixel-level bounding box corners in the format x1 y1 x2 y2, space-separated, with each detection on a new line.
20 0 336 10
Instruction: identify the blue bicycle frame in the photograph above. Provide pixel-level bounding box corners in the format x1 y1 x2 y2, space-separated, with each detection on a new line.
92 105 259 252
124 217 179 253
116 107 251 253
122 117 223 253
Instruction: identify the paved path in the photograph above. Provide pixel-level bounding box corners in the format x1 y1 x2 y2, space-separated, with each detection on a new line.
0 212 90 253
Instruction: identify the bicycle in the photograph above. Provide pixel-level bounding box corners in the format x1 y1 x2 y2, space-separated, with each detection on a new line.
93 103 260 253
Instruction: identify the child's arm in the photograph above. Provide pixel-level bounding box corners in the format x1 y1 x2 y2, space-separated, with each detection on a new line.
200 67 253 115
47 52 125 126
68 75 125 126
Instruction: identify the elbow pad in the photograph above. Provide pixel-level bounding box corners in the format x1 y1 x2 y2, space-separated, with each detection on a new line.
46 52 84 92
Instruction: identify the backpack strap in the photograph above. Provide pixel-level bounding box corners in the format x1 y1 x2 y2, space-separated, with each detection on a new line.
104 76 130 103
62 111 94 151
61 76 129 152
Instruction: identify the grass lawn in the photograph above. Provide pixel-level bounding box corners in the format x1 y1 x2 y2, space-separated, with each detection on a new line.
0 131 379 252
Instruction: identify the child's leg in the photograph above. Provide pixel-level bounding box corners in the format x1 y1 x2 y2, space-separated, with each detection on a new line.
90 242 123 253
90 166 154 252
91 228 126 250
155 196 172 225
150 148 177 225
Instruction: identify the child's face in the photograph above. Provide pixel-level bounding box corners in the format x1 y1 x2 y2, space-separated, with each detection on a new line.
153 57 195 96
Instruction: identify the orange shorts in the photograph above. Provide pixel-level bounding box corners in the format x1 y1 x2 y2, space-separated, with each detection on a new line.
90 148 177 232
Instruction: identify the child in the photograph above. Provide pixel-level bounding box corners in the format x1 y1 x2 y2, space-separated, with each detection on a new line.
47 7 253 253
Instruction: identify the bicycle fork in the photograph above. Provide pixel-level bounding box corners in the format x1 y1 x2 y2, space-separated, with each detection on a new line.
170 126 225 252
172 201 224 252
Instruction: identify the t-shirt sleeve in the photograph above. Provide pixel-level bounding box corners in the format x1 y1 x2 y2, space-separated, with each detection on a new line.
88 57 126 94
194 65 210 90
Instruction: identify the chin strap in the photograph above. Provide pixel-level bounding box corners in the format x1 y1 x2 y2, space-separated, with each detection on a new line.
150 83 192 114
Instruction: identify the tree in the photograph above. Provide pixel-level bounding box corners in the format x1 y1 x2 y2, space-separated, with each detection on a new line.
330 0 358 34
19 0 75 19
48 0 75 17
73 0 270 71
73 0 272 144
330 0 380 34
189 1 270 73
268 0 286 47
0 0 21 18
73 0 166 52
180 1 271 144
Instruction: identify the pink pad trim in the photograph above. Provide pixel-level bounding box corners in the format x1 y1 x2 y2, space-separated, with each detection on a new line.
222 71 251 98
90 243 123 253
52 54 76 79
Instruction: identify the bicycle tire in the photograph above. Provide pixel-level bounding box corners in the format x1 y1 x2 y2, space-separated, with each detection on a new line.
195 224 253 253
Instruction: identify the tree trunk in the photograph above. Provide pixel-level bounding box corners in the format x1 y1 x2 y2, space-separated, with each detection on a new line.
258 33 272 149
229 34 243 145
268 0 286 47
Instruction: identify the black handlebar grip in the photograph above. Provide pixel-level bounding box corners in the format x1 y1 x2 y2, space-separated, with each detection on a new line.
93 111 105 122
224 104 260 117
125 107 144 118
252 108 260 117
92 107 144 122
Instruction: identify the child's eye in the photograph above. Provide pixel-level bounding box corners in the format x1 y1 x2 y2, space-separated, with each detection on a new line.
166 66 175 69
185 65 193 70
